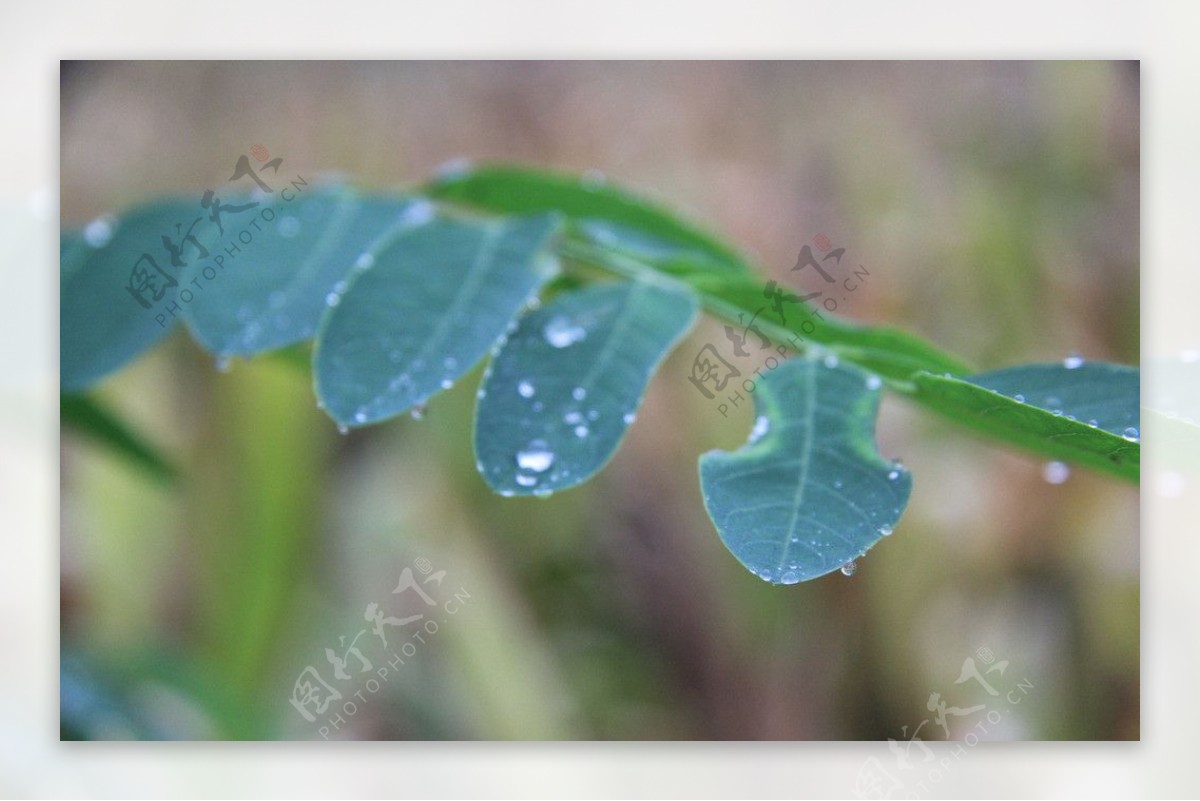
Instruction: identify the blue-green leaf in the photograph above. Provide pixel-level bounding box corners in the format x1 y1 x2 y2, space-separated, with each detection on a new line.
474 279 698 496
61 201 216 390
911 361 1140 482
181 188 413 357
314 213 562 427
700 356 912 584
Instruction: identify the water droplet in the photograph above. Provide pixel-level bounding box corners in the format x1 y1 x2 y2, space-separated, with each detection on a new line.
533 488 552 499
325 292 341 307
840 560 857 577
580 169 607 190
1014 394 1025 403
516 440 554 473
834 480 844 490
1042 461 1071 484
517 380 536 398
587 409 599 421
277 215 301 238
544 316 587 348
1123 426 1139 441
476 388 486 400
434 157 473 181
574 425 589 438
748 415 770 444
887 469 900 480
1063 353 1084 369
572 387 587 401
440 378 453 390
515 474 537 487
564 411 583 425
780 570 800 585
409 404 426 420
336 423 349 435
866 374 882 391
623 412 636 425
879 525 894 537
355 252 375 270
316 399 325 410
442 356 458 371
353 411 367 424
823 354 839 368
83 215 116 248
399 200 436 227
499 489 515 498
215 355 233 373
1087 419 1098 428
532 401 544 412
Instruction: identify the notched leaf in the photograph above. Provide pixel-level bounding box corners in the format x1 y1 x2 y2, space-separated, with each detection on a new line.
699 356 912 584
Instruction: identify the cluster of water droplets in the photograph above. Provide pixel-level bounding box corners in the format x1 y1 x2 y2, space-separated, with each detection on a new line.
324 277 351 309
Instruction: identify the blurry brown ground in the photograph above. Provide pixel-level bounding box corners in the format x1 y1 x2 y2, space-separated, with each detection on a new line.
60 61 1139 740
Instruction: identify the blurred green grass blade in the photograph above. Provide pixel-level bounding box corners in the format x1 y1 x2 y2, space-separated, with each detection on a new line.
911 361 1140 482
315 213 563 427
425 164 752 274
699 357 912 584
475 279 698 496
61 201 216 390
181 188 414 358
61 393 177 482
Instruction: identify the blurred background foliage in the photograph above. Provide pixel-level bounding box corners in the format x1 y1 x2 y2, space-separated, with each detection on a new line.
59 61 1138 740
